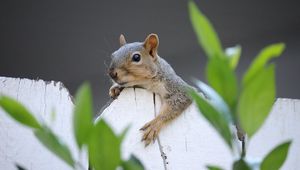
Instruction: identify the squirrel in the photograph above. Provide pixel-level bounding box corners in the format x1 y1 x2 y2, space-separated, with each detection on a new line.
107 33 193 146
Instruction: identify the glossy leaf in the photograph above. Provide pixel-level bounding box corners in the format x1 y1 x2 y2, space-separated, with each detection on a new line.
34 127 75 167
74 83 94 149
118 125 130 144
188 1 224 59
233 159 251 170
238 64 275 138
88 120 121 170
243 43 285 85
206 57 238 111
0 96 42 129
193 79 233 123
225 45 241 69
261 141 291 170
206 165 224 170
121 155 144 170
189 89 233 149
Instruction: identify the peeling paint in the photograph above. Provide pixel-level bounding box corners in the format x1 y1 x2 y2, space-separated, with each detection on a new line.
43 84 47 116
16 79 21 101
134 88 137 107
153 93 168 170
57 81 75 103
185 136 188 152
2 79 7 83
0 76 88 169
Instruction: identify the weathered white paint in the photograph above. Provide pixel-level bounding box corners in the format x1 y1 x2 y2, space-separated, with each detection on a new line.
0 77 87 170
247 98 300 170
1 77 299 170
102 88 300 170
101 88 165 170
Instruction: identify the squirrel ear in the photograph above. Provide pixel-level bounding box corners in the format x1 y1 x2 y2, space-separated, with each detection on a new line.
119 34 127 47
144 33 159 58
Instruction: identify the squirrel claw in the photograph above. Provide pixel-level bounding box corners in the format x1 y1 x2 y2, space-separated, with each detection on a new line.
140 120 162 147
144 141 151 147
140 122 151 131
109 85 123 99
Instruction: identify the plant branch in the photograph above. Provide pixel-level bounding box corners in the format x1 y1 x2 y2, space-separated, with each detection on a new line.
236 124 246 158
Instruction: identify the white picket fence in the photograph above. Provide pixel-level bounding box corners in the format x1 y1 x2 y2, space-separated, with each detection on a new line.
0 77 87 170
0 76 299 170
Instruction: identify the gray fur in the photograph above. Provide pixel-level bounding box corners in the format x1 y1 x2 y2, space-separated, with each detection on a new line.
154 57 192 115
109 38 193 146
110 42 144 68
110 41 192 121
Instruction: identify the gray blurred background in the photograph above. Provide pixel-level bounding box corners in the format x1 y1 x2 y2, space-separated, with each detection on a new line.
1 0 300 111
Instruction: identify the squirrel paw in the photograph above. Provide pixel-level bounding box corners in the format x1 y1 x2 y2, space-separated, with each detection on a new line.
140 119 163 147
109 85 123 99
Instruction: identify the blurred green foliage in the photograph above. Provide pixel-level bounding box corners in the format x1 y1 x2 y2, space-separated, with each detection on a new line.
260 141 291 170
188 1 291 169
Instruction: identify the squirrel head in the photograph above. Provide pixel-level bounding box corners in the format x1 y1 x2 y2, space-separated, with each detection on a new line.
108 33 160 86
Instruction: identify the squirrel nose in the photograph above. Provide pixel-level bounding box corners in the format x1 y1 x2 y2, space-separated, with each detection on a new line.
108 68 118 79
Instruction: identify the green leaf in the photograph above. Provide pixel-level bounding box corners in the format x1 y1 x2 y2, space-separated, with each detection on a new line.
0 96 42 129
238 64 276 138
233 159 251 170
74 83 94 149
34 127 75 167
206 165 224 170
188 1 224 59
118 125 130 144
243 43 285 85
206 57 238 111
121 155 144 170
189 89 233 149
88 120 121 170
260 141 291 170
193 79 232 123
225 45 241 69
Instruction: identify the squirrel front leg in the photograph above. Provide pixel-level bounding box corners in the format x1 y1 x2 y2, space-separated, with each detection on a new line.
140 102 186 147
109 83 124 99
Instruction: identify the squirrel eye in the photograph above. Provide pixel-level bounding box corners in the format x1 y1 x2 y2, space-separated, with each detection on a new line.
132 54 141 62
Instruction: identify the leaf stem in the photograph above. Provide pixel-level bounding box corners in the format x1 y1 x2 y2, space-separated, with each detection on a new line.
241 139 246 158
236 124 246 158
